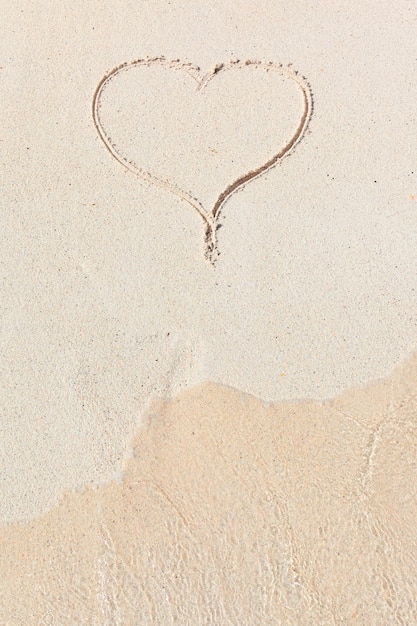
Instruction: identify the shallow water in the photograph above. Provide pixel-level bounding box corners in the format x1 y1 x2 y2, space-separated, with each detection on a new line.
2 355 417 624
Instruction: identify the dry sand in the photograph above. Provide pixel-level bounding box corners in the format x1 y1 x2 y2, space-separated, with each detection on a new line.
1 0 417 521
1 0 417 623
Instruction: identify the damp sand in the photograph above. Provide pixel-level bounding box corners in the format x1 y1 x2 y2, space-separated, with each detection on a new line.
2 353 417 624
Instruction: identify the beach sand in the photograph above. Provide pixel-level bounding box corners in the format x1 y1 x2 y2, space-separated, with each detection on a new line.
1 354 417 623
1 0 417 622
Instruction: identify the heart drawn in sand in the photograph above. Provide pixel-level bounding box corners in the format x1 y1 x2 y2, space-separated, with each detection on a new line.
93 58 313 263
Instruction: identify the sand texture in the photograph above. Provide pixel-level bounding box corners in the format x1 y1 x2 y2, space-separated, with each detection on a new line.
93 58 313 262
2 354 417 624
1 0 417 622
2 0 417 522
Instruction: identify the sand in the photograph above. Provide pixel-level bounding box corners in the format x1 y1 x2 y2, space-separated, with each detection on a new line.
1 0 417 622
1 354 417 624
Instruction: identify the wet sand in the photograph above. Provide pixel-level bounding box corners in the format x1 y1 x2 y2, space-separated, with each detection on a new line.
2 354 417 624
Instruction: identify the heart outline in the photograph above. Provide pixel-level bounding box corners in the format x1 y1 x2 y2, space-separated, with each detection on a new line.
93 57 313 264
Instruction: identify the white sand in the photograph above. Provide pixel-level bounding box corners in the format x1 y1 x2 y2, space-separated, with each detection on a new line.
1 0 417 526
2 2 417 621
